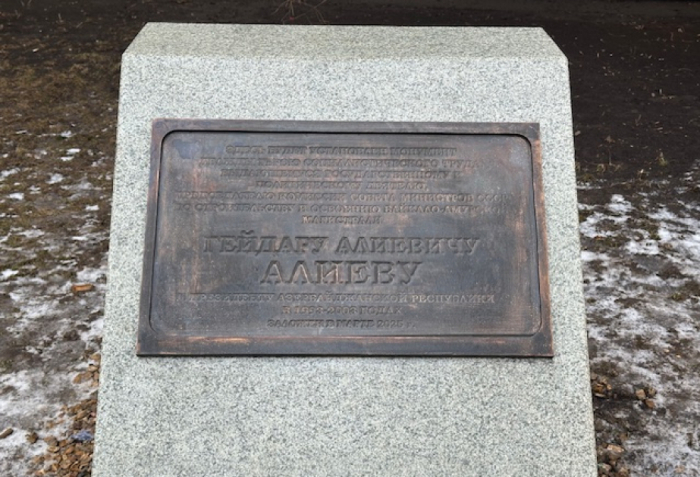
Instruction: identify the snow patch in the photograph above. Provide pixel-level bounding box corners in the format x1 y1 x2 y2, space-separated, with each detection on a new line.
0 168 19 180
61 147 81 161
47 173 64 184
625 238 660 256
1 269 19 280
582 188 700 477
607 194 633 215
17 229 44 239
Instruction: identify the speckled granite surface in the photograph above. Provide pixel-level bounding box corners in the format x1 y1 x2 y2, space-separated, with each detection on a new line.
94 24 596 476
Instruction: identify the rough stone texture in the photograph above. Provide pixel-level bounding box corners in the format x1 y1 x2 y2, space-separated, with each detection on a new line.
94 24 596 476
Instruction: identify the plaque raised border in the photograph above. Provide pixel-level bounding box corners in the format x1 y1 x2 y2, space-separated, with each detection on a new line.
138 120 552 357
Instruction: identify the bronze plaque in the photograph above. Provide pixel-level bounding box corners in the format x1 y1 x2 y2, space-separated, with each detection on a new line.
138 120 551 356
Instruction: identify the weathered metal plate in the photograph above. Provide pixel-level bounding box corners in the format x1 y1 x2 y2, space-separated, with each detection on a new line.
138 120 551 356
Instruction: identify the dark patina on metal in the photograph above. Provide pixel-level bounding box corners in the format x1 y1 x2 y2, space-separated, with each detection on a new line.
138 120 552 357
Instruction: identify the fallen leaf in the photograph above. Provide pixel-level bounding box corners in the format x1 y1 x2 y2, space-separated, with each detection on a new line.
71 283 94 293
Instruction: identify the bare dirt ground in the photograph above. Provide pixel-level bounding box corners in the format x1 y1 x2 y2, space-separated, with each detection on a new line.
0 0 699 475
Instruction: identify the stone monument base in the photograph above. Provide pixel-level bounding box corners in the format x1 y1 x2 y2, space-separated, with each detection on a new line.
94 24 596 476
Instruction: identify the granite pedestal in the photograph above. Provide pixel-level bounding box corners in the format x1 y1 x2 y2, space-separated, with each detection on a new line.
94 24 597 476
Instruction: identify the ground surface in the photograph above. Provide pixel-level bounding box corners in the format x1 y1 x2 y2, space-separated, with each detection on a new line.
0 0 699 476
